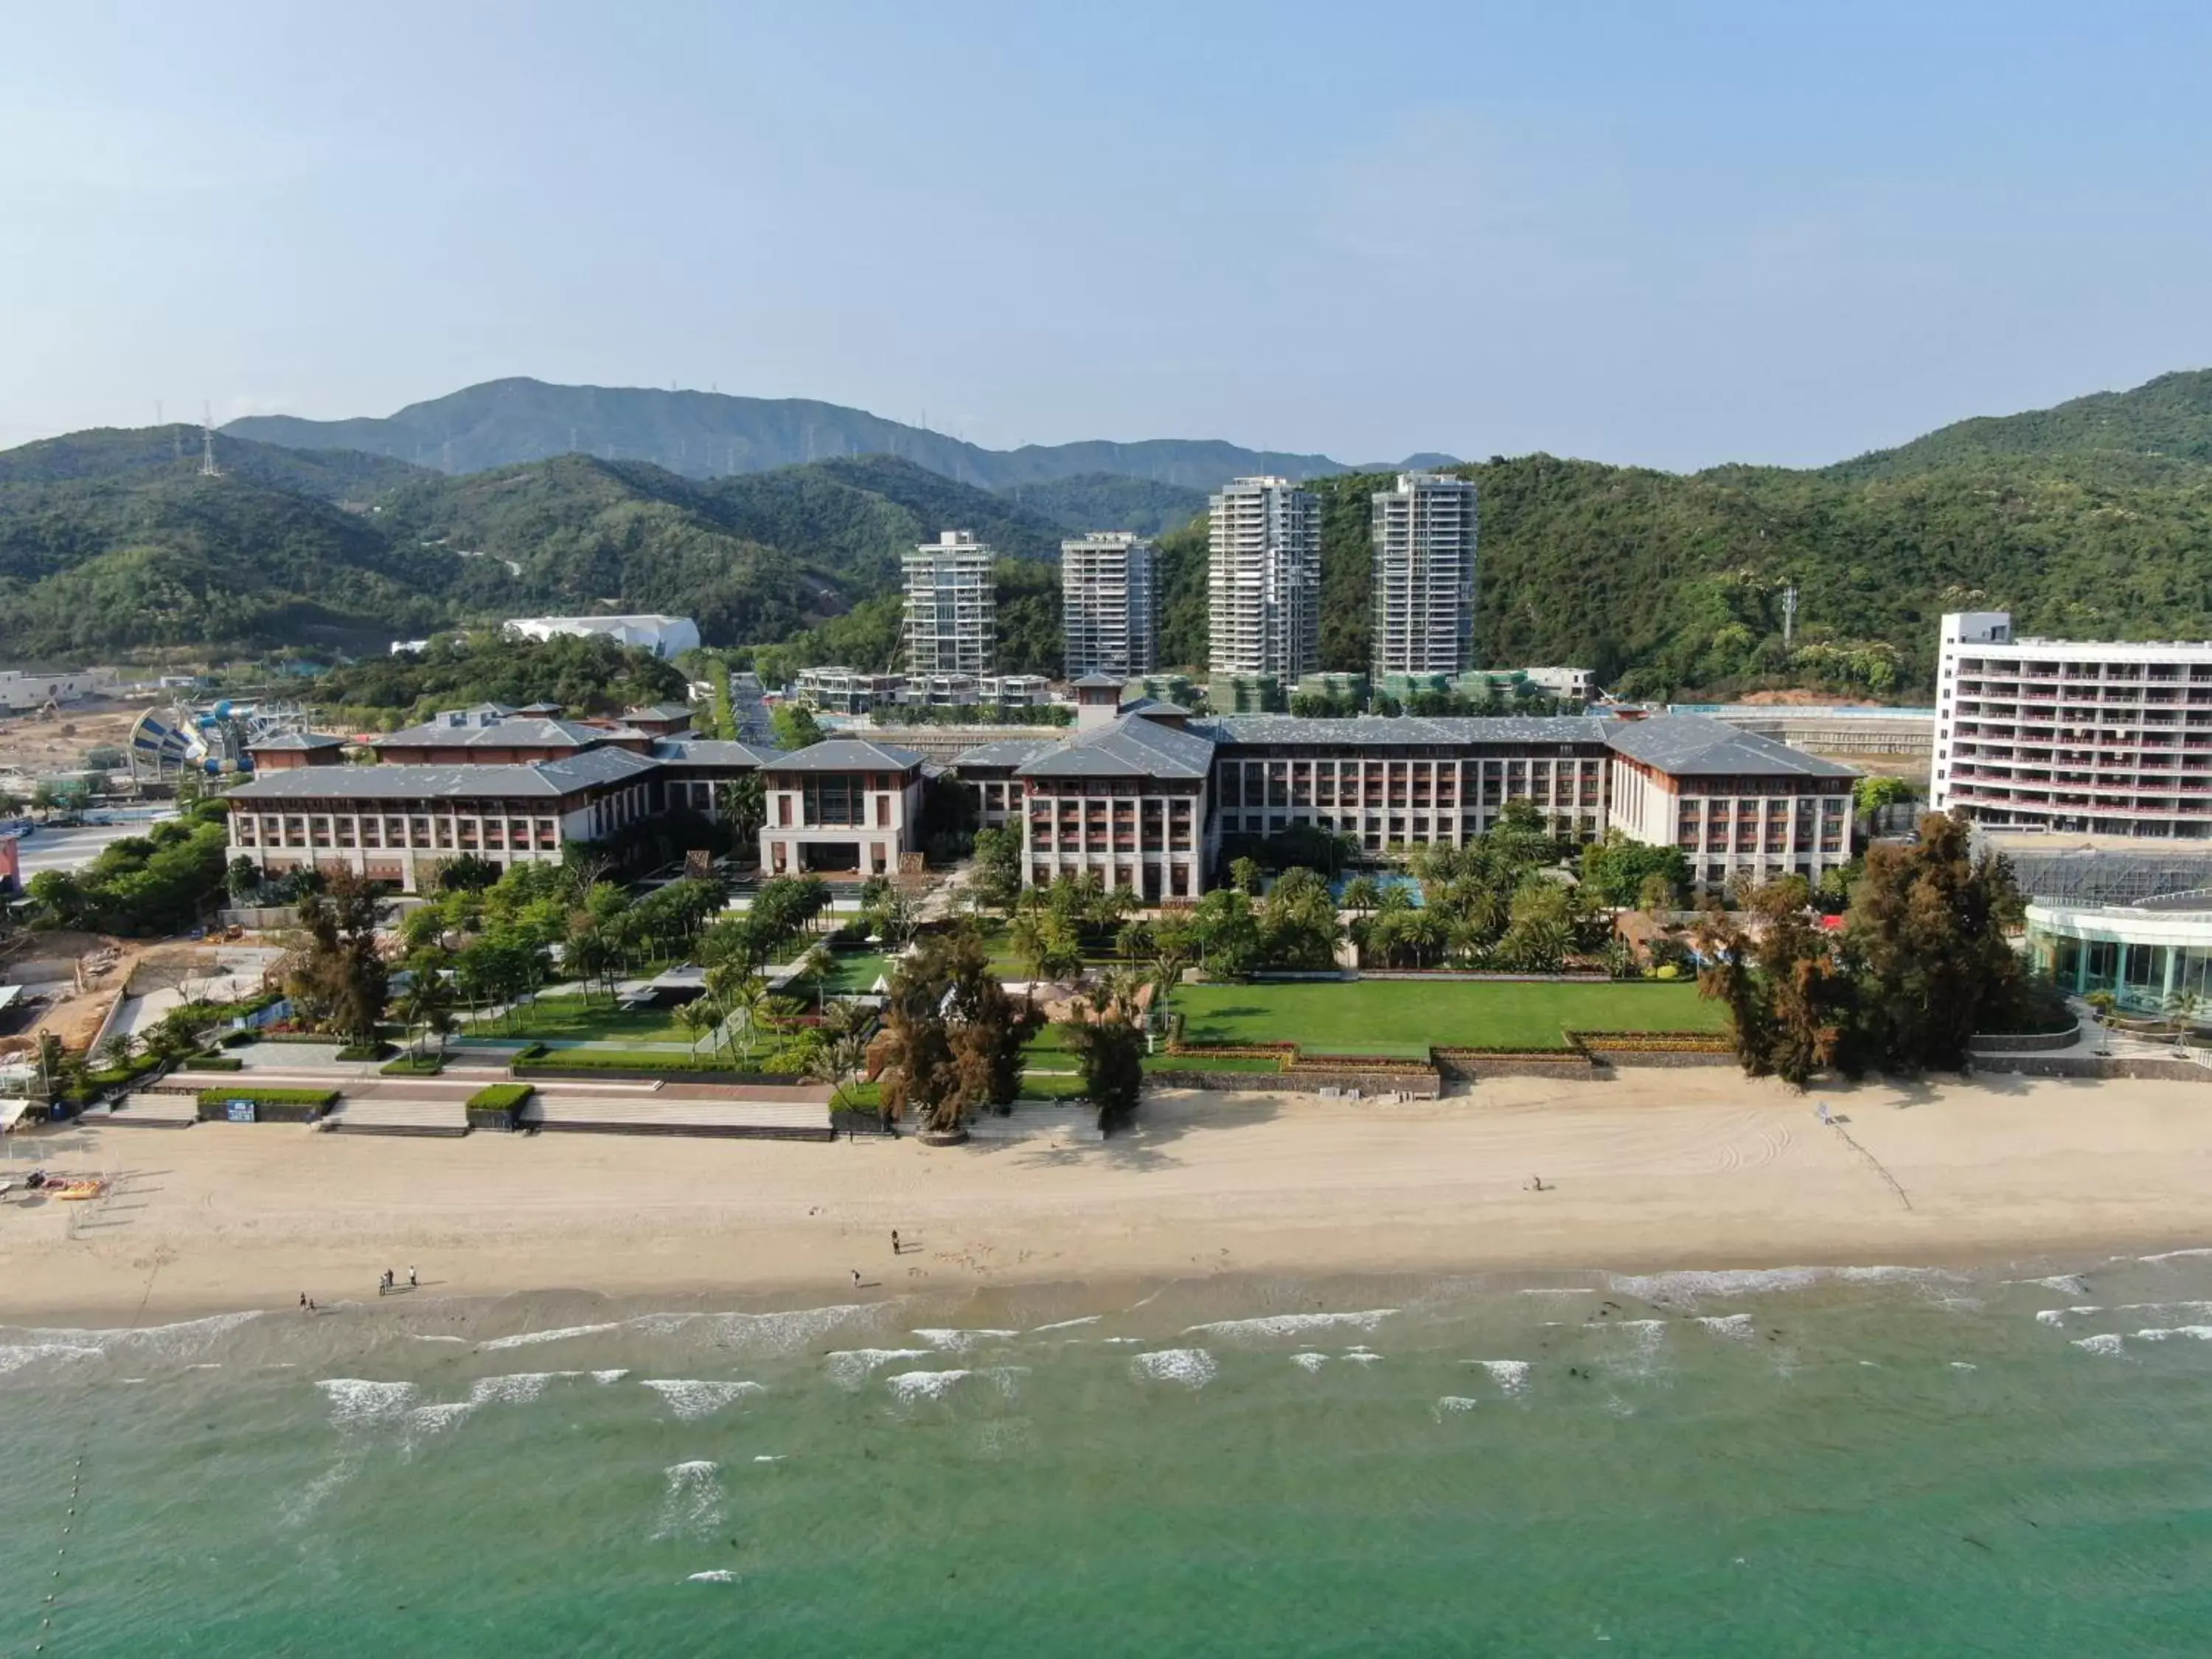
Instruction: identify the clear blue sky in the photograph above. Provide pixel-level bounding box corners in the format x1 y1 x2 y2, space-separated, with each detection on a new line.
5 1 2209 470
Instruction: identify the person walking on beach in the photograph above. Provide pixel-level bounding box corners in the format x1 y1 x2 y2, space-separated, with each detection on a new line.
891 1229 900 1255
852 1269 862 1288
408 1265 417 1289
299 1293 307 1312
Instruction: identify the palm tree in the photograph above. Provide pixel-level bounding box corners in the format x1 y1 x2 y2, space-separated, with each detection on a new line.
1340 874 1382 922
726 973 773 1064
672 997 717 1057
793 942 836 1010
396 965 456 1059
806 1002 875 1113
1008 911 1050 982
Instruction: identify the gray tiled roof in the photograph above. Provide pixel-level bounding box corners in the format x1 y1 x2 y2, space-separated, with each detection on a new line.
650 738 782 767
1071 672 1124 689
762 739 925 773
1015 714 1216 780
628 702 697 721
1203 714 1615 748
248 731 348 751
376 717 646 751
950 735 1068 771
225 745 660 801
1600 715 1860 779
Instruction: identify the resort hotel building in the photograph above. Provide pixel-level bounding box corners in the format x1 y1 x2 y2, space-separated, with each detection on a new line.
1208 477 1321 681
223 706 782 892
956 698 1858 902
1932 610 2212 839
903 531 996 678
1370 471 1477 680
1061 532 1158 678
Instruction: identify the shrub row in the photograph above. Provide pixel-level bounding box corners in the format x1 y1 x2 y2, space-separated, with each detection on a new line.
335 1042 396 1062
195 1087 339 1107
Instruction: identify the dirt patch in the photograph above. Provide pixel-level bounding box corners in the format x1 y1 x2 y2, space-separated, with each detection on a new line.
0 698 153 782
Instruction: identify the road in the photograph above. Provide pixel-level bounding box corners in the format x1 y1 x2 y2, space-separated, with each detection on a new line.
12 818 180 880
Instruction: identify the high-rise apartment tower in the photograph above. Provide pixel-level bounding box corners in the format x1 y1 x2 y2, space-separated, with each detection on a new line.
1061 532 1157 678
1370 472 1477 679
902 530 996 677
1207 476 1320 679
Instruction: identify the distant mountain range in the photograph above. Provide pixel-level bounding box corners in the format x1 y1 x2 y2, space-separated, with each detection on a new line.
4 368 2208 700
225 377 1453 492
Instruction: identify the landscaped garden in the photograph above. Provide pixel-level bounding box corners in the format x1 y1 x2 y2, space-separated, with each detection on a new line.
790 949 897 995
459 995 698 1044
1167 979 1725 1059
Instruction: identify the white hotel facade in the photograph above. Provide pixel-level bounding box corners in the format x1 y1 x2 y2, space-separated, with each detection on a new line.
1208 476 1321 681
1931 611 2212 839
1370 471 1477 679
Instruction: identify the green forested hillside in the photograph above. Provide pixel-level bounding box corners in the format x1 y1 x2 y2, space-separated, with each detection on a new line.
226 377 1353 489
0 439 1067 660
8 369 2212 697
0 425 424 498
1149 376 2212 700
1829 369 2212 481
1000 473 1209 538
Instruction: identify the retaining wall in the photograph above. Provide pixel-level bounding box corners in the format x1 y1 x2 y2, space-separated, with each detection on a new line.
1146 1068 1440 1097
1590 1050 1738 1069
1967 1028 2081 1053
1968 1051 2206 1082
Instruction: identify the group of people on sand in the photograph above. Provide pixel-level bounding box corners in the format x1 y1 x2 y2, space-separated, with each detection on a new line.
296 1265 417 1312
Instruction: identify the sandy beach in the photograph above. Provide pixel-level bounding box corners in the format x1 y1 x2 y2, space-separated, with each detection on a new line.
3 1071 2208 1323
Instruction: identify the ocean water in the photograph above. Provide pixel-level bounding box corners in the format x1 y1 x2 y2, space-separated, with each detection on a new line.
4 1256 2211 1655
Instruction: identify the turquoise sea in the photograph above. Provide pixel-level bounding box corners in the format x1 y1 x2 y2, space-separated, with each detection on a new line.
3 1256 2211 1655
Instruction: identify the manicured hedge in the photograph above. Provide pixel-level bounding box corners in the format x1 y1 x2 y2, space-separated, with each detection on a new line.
513 1053 802 1085
335 1042 395 1062
195 1087 339 1107
465 1081 534 1129
185 1053 244 1072
380 1053 446 1076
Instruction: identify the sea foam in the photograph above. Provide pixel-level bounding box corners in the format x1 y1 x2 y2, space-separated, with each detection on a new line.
886 1368 971 1404
1290 1352 1329 1372
1474 1360 1531 1396
640 1380 765 1419
1183 1310 1397 1341
2072 1335 2126 1357
1694 1315 1757 1341
467 1371 580 1408
687 1570 737 1584
2132 1326 2212 1343
824 1349 933 1391
478 1323 621 1351
1433 1396 1481 1416
316 1378 420 1428
1608 1266 1956 1307
656 1461 724 1540
912 1328 1018 1353
1130 1349 1216 1388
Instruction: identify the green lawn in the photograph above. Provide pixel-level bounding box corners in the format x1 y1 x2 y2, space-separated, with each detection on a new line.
1169 979 1725 1058
796 950 895 994
460 995 695 1044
